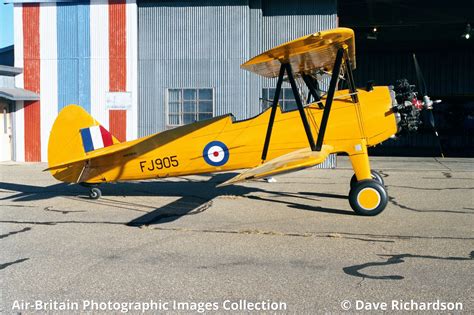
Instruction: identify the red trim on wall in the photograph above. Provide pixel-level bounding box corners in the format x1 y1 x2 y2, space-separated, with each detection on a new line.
108 0 127 141
109 110 127 142
23 4 41 162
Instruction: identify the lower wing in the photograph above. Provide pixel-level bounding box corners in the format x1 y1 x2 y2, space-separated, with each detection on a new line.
218 145 333 187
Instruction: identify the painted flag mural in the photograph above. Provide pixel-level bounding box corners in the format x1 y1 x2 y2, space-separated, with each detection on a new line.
13 0 137 162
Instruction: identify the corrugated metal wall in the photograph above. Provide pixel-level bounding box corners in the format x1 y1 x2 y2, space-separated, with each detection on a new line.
137 0 337 136
259 0 336 91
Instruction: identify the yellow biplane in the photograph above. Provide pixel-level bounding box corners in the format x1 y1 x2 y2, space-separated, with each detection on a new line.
47 27 432 216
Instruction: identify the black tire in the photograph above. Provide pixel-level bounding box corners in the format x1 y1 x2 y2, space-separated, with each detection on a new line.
89 187 102 200
349 179 388 216
370 170 385 186
350 170 385 188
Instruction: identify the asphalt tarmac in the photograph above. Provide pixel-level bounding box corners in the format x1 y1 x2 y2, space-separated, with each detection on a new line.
1 157 473 314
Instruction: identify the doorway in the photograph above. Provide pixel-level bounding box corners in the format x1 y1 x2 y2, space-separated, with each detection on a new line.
0 100 12 161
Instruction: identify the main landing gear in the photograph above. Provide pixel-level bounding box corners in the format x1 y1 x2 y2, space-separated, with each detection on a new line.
80 183 102 200
89 187 102 200
350 170 384 188
349 171 388 216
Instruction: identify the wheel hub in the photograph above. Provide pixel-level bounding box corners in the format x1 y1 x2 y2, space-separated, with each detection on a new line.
357 187 381 210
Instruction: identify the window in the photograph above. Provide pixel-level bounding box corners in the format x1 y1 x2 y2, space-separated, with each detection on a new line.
167 88 213 126
262 87 297 112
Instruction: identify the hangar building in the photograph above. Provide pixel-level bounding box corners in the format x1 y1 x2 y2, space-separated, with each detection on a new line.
3 0 336 162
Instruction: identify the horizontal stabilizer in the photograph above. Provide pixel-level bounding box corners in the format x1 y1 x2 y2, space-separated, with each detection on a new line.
218 145 333 187
44 139 140 171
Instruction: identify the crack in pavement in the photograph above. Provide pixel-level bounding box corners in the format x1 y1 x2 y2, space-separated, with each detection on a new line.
44 206 87 215
147 227 474 241
388 196 473 214
145 227 396 242
2 204 36 208
0 227 32 239
387 185 474 191
1 219 472 242
0 258 29 271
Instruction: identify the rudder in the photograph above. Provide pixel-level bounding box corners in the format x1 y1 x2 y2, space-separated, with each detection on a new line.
48 105 120 178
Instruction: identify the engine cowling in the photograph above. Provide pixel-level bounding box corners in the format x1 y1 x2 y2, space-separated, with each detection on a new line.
391 79 423 133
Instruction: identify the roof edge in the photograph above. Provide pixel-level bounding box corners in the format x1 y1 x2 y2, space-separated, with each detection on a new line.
0 65 23 76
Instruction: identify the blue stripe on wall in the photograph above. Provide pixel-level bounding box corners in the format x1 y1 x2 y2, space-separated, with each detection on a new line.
57 1 91 113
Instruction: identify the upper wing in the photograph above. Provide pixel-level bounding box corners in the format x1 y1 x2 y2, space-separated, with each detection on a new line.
241 27 355 78
218 145 333 187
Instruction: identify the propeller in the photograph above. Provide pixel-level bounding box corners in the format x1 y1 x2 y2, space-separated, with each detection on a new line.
412 54 444 158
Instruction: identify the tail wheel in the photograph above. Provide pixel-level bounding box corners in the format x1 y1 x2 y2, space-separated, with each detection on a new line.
89 187 102 200
349 179 388 216
350 170 385 188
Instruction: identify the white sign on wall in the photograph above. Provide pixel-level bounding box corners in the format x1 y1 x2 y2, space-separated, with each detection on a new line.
105 92 132 110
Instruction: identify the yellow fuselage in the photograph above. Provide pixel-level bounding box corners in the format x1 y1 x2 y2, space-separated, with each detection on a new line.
51 87 397 184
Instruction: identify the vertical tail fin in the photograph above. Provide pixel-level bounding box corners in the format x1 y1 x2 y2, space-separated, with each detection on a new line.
48 105 120 169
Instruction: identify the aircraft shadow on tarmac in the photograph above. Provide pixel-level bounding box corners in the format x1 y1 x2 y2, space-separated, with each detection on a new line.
0 173 356 227
343 251 474 280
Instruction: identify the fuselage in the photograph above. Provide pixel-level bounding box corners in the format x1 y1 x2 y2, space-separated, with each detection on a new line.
52 86 397 183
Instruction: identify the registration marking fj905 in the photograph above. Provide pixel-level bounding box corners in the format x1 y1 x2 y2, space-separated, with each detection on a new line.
139 156 179 172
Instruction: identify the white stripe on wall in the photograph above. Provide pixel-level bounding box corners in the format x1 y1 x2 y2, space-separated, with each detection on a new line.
13 4 24 89
90 0 110 129
13 4 25 161
14 101 25 162
40 3 58 162
126 0 138 141
89 126 104 150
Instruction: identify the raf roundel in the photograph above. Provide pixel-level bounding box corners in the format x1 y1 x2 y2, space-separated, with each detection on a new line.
203 141 230 167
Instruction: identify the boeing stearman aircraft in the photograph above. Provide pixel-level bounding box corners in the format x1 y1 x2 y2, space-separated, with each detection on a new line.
47 28 438 216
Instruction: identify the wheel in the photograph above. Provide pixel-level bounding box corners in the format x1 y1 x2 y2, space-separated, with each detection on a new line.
370 170 385 186
350 170 385 188
349 179 388 216
89 187 102 200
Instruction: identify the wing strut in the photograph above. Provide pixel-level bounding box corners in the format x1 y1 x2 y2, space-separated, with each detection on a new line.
261 65 285 162
286 63 317 152
315 47 344 151
261 47 345 161
344 49 359 103
302 74 323 108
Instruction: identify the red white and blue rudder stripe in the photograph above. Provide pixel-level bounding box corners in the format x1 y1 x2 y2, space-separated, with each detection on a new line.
80 125 114 153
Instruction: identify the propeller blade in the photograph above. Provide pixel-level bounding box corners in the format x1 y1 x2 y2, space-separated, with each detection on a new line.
412 53 427 96
427 109 436 129
412 54 443 157
427 110 445 158
435 134 445 158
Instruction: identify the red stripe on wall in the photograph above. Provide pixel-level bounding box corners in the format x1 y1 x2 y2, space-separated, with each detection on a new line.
109 110 127 142
23 4 41 162
109 0 126 92
108 0 127 141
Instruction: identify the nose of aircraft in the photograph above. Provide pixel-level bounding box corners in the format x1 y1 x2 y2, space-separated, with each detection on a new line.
389 53 444 157
390 79 423 134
